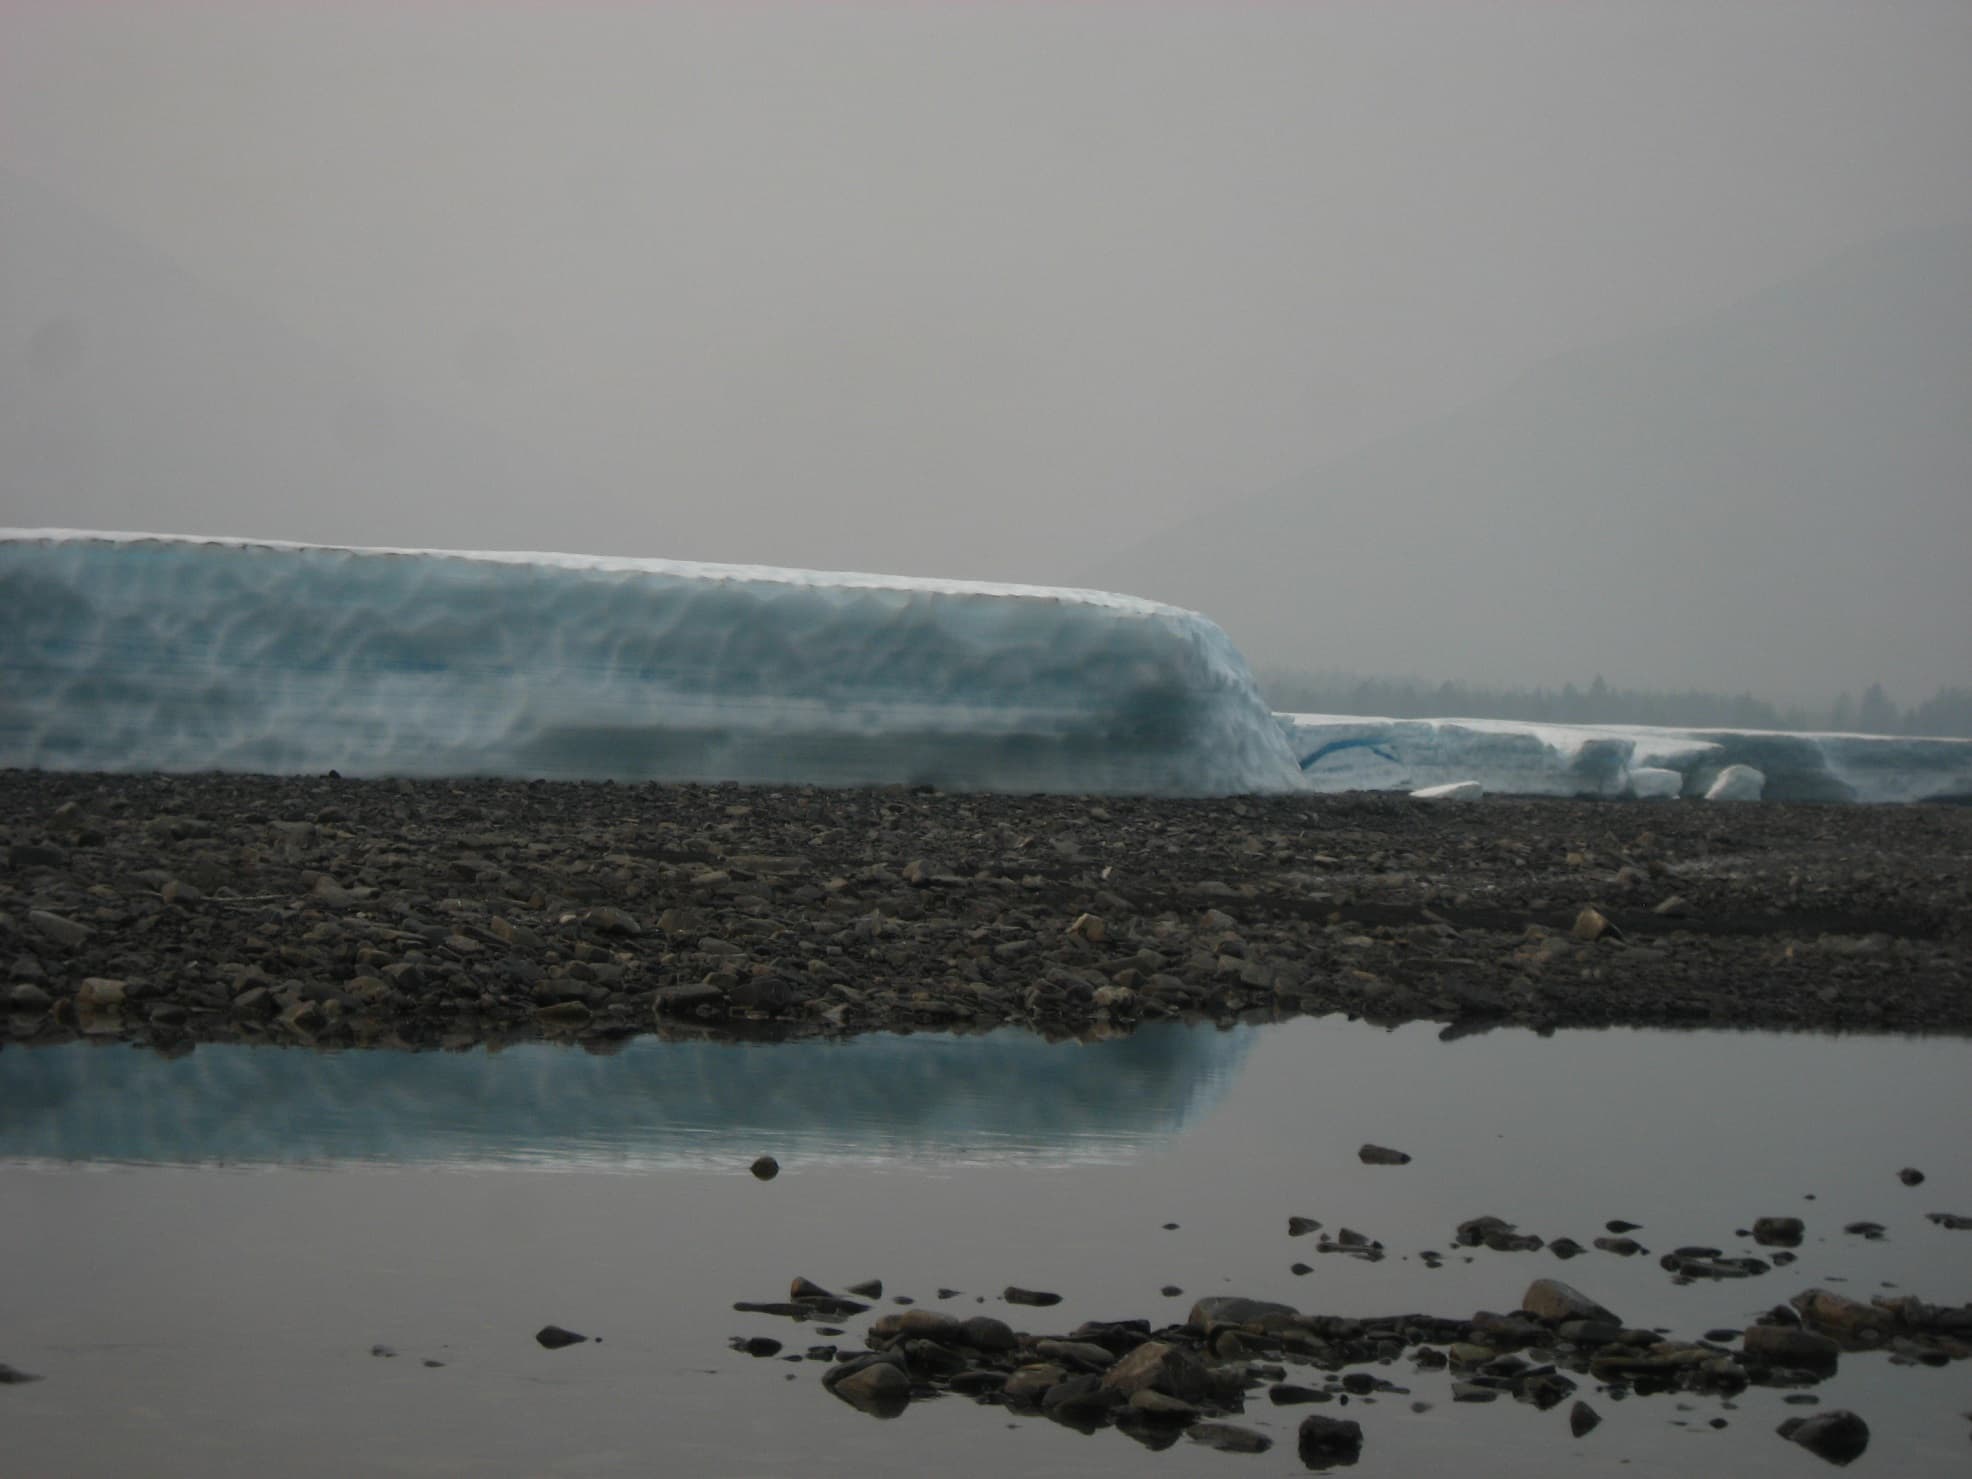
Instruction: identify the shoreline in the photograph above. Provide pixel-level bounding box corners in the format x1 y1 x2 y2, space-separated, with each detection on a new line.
4 770 1969 1053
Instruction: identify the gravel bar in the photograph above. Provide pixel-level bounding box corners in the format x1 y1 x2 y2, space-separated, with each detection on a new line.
4 770 1969 1053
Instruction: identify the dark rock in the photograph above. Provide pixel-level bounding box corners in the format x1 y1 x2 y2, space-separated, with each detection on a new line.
1297 1413 1365 1469
1548 1237 1585 1259
846 1279 883 1298
1843 1221 1887 1240
1593 1236 1642 1256
1099 1339 1207 1402
1187 1421 1272 1454
1898 1167 1925 1186
0 1362 45 1384
1743 1325 1839 1366
370 1345 396 1358
750 1156 780 1181
1753 1216 1805 1247
1522 1278 1621 1326
1926 1212 1972 1230
1004 1286 1062 1308
27 910 89 949
1039 1372 1121 1415
1604 1219 1643 1233
7 982 52 1010
830 1358 911 1413
1452 1381 1499 1402
1188 1295 1299 1332
534 1325 588 1349
1778 1408 1870 1466
959 1316 1016 1352
653 982 726 1013
1358 1143 1411 1166
948 1369 1007 1396
731 1336 782 1358
1569 1399 1601 1437
1288 1216 1322 1237
1269 1383 1329 1405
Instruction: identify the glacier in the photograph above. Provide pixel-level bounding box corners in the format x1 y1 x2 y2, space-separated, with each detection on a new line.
0 531 1304 795
1279 713 1972 804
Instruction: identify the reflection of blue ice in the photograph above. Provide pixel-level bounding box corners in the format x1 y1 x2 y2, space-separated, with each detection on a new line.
0 1026 1254 1170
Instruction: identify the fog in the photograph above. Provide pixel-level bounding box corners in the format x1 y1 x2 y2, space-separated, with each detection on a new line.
3 2 1968 704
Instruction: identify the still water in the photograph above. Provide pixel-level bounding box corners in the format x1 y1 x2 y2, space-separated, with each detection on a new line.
3 1018 1968 1476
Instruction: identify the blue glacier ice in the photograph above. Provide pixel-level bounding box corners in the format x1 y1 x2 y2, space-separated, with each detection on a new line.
1279 713 1972 803
0 531 1304 795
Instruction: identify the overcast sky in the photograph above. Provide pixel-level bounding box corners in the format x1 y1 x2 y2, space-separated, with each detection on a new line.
4 2 1968 699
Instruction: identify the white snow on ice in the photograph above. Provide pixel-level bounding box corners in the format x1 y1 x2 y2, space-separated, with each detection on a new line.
0 530 1303 795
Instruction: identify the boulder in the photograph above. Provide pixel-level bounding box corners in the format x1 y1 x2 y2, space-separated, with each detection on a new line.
1297 1413 1364 1468
1777 1409 1870 1466
1752 1216 1805 1247
1522 1279 1621 1326
1742 1324 1839 1366
1099 1340 1208 1403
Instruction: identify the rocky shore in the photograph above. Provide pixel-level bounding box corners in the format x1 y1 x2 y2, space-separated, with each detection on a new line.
724 1268 1970 1466
3 770 1969 1052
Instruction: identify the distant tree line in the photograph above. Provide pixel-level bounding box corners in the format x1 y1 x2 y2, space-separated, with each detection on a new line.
1256 669 1972 739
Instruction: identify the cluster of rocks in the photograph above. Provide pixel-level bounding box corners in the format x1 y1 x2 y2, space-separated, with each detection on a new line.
731 1273 1972 1466
4 770 1971 1054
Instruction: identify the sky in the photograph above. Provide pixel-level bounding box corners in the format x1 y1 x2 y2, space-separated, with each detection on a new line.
3 2 1969 702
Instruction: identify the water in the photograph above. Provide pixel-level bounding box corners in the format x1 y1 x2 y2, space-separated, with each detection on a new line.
3 1018 1968 1476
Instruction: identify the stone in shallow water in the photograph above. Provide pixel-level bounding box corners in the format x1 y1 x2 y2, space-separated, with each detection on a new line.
1522 1278 1621 1326
1187 1421 1272 1454
1004 1286 1061 1308
534 1325 587 1350
1357 1143 1411 1165
1777 1409 1870 1466
1297 1413 1364 1468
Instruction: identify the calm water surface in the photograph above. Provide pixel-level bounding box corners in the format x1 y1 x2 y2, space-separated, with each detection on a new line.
3 1018 1968 1477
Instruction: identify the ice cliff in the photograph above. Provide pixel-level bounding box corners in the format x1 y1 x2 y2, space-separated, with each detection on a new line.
0 531 1304 795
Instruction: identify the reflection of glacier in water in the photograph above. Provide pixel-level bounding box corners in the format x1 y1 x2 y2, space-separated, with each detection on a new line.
0 1025 1253 1170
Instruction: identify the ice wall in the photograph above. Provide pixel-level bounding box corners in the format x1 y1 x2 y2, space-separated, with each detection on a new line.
1279 713 1972 803
0 531 1304 795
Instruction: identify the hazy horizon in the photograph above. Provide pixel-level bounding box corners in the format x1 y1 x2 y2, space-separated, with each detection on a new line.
4 2 1968 706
